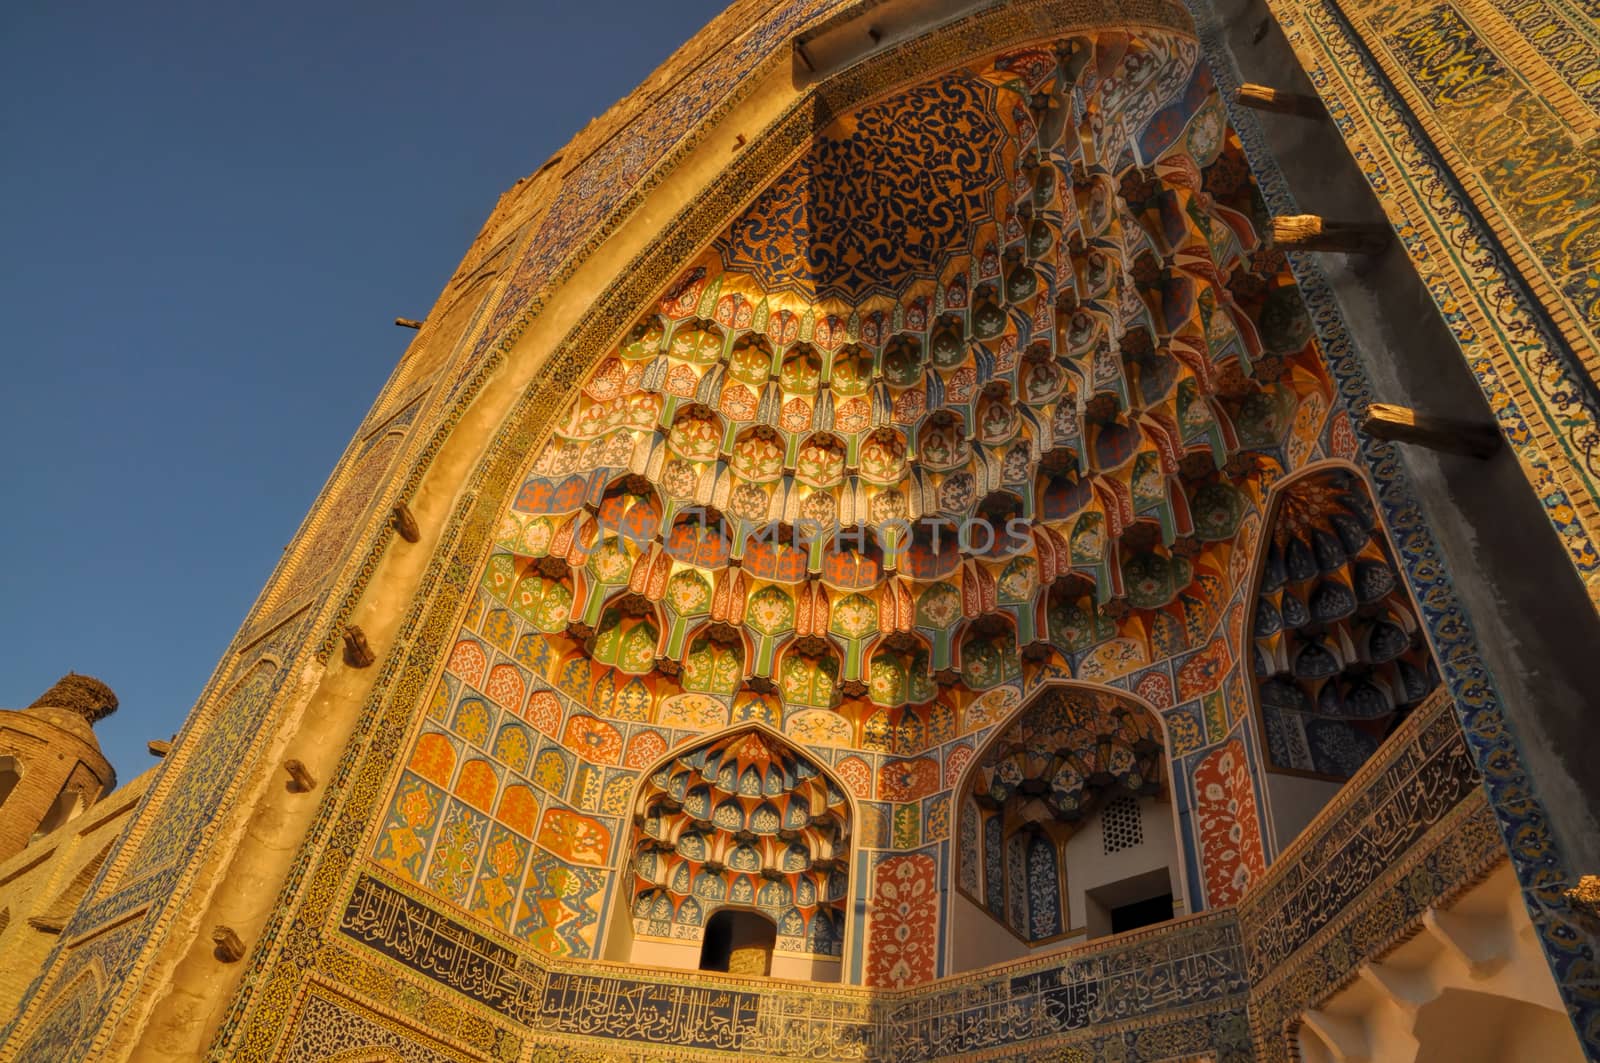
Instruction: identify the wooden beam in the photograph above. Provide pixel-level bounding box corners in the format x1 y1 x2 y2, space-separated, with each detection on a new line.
1269 214 1391 254
1363 404 1501 459
1234 83 1326 118
147 739 172 758
343 626 376 668
284 759 316 793
391 501 420 543
212 926 247 963
27 915 66 934
394 317 424 330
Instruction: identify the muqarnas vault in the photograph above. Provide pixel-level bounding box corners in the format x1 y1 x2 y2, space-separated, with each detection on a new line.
3 0 1599 1061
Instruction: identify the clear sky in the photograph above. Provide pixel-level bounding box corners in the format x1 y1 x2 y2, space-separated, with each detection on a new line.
1 0 726 784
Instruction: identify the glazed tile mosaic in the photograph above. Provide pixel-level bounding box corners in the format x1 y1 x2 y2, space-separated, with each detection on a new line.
1258 0 1600 605
4 0 1596 1060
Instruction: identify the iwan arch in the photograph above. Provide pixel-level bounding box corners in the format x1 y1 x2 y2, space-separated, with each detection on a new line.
2 0 1599 1060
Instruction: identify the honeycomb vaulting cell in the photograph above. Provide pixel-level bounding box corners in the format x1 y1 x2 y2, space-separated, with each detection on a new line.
1251 468 1438 778
630 729 850 958
500 32 1334 730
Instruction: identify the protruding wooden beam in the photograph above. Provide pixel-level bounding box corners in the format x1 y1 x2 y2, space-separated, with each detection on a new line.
148 739 173 758
394 317 424 330
343 626 376 668
27 915 66 934
1269 214 1391 255
1363 403 1501 459
212 926 247 963
391 501 420 543
284 759 316 793
1234 83 1326 118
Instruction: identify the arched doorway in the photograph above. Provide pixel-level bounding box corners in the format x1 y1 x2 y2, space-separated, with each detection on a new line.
699 908 777 975
615 727 851 982
950 684 1185 973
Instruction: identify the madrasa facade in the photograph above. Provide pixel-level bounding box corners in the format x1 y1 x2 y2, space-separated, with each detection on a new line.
3 0 1599 1059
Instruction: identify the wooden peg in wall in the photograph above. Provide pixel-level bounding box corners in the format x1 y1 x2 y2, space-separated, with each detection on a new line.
212 926 247 963
1363 403 1501 459
395 317 424 329
1269 214 1391 255
284 759 316 793
148 739 173 758
392 501 420 543
1233 83 1326 118
343 626 376 668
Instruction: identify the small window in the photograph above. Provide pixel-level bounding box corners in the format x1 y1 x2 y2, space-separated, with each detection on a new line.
1101 795 1143 854
0 756 21 811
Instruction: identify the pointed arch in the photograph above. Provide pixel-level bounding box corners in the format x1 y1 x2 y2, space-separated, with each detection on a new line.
946 680 1188 972
1244 461 1438 783
604 723 857 983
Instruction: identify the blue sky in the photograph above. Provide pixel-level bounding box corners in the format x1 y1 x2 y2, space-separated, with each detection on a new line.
0 1 725 782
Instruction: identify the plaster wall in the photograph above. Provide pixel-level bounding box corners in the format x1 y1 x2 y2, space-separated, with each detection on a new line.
625 933 841 982
949 891 1039 972
1263 773 1343 856
628 935 703 972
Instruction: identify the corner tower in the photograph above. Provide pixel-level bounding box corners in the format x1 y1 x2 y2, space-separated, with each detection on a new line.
0 676 117 863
